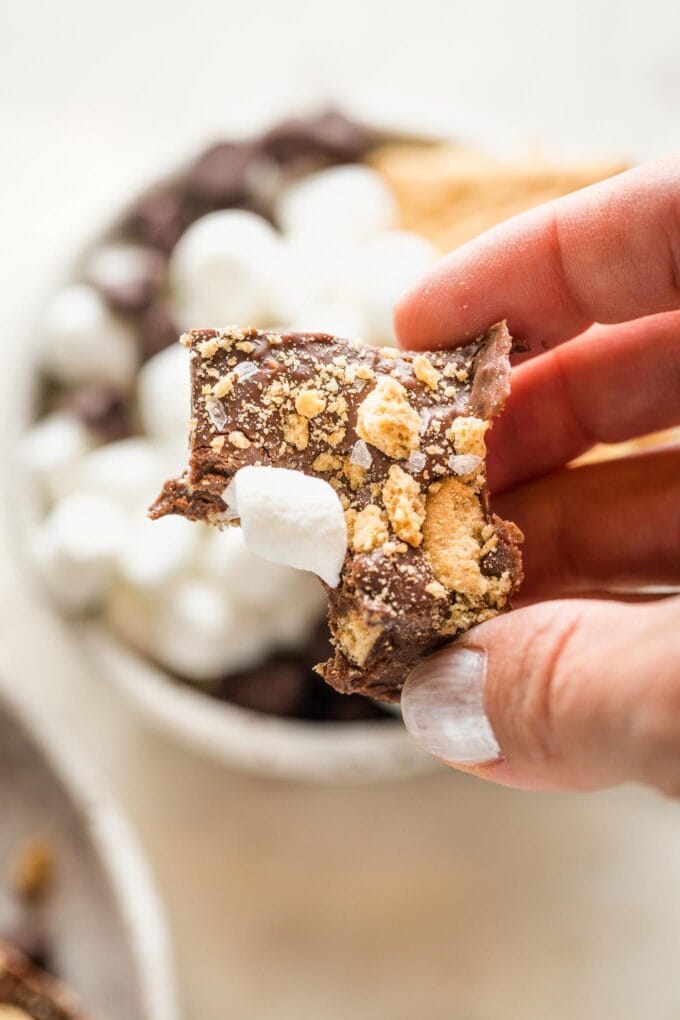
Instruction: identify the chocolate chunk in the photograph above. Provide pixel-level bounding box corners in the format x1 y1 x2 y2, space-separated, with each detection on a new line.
125 182 196 253
150 325 522 702
138 302 178 361
66 385 131 441
186 140 261 205
262 109 373 165
0 939 87 1018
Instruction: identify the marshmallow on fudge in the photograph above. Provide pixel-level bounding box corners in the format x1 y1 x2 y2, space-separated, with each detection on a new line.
150 325 523 702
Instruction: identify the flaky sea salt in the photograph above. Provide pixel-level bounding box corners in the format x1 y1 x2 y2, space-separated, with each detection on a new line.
204 396 228 431
406 450 427 473
233 360 259 381
448 454 482 476
350 439 373 469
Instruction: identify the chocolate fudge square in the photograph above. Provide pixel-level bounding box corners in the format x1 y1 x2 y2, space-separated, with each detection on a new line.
150 325 522 702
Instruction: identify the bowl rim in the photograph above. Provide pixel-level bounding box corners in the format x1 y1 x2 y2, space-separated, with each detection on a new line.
0 677 179 1020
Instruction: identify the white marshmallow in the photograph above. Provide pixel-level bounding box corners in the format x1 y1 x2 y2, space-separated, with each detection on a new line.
170 209 284 328
137 342 190 440
226 466 347 587
287 299 368 340
199 526 302 611
276 165 397 242
267 572 327 650
117 513 200 593
20 411 94 501
84 242 160 298
39 284 137 389
354 230 437 345
153 578 265 682
68 437 173 511
31 491 127 612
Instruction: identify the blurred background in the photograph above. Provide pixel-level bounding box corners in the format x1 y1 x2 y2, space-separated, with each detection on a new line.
1 1 680 1018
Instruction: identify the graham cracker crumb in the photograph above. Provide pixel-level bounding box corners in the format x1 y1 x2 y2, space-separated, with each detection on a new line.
382 465 426 547
356 375 421 459
212 373 235 398
313 452 342 472
210 435 225 452
235 340 255 353
422 477 488 597
343 458 367 491
283 413 309 451
228 430 251 449
425 580 448 599
295 388 327 418
336 610 382 667
446 416 488 458
351 504 389 552
199 338 220 359
11 837 54 900
413 354 441 390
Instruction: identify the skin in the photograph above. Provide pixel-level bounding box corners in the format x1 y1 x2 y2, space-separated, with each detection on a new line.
395 156 680 794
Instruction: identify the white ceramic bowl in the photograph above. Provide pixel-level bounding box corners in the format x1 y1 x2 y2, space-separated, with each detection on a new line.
0 679 177 1020
1 125 438 784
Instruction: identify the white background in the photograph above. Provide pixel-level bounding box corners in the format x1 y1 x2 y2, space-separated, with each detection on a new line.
2 2 680 1017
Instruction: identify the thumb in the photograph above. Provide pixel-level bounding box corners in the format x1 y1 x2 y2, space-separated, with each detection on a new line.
401 596 680 794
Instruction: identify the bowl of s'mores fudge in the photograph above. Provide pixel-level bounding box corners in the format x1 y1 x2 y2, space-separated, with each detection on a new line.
0 683 176 1019
16 110 625 780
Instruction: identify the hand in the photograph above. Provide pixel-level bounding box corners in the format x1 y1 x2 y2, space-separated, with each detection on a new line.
396 157 680 794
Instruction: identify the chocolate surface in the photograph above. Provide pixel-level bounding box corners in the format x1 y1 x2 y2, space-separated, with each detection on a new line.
151 325 522 701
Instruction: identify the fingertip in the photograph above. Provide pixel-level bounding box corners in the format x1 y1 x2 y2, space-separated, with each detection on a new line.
393 279 429 349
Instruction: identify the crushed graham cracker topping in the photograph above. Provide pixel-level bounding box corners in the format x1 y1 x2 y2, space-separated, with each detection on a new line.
150 324 522 702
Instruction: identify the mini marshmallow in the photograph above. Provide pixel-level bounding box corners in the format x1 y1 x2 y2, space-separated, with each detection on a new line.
21 411 94 501
170 209 284 328
137 342 190 439
267 572 327 650
226 466 347 587
199 526 303 611
354 230 437 345
276 164 397 242
287 299 369 340
153 578 265 682
31 491 127 613
68 437 173 511
117 513 200 592
39 284 137 389
84 242 164 311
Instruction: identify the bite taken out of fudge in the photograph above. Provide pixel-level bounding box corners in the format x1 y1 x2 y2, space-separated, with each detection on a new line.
150 325 523 702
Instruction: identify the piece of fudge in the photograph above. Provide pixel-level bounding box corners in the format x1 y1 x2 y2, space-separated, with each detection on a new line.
150 325 522 702
0 940 87 1019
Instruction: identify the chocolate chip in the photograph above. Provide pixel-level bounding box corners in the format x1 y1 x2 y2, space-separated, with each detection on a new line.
138 302 178 360
262 109 373 165
125 183 196 253
186 140 261 205
67 385 132 441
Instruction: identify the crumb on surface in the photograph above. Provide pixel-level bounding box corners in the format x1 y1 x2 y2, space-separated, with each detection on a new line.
381 465 425 547
356 375 421 459
350 503 389 552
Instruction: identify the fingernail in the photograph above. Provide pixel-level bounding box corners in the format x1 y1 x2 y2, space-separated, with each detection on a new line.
401 646 501 765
